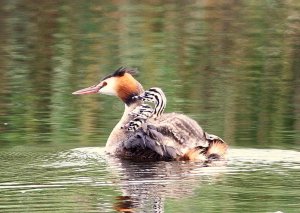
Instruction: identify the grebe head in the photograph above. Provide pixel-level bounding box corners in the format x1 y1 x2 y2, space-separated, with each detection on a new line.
72 67 144 105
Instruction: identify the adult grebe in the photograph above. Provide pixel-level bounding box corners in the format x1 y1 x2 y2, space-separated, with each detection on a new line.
72 67 228 161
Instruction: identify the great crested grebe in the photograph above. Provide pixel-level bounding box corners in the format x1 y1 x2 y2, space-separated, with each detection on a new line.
72 67 228 161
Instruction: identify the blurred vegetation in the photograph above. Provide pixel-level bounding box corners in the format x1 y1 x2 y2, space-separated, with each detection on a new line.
0 0 299 149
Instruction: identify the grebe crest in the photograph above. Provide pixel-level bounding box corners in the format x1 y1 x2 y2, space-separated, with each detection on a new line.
72 67 143 106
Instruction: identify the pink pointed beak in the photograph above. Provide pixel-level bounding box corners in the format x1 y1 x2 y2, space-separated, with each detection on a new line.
72 84 100 95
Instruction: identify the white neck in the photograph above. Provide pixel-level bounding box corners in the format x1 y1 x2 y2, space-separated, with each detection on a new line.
115 103 138 129
105 102 141 153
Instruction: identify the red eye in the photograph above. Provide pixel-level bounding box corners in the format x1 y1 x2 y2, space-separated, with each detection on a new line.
100 81 107 89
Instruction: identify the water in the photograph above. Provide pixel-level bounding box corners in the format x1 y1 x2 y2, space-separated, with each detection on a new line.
0 147 299 212
0 0 300 212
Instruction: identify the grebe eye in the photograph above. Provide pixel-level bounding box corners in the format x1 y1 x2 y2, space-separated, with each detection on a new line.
99 81 107 89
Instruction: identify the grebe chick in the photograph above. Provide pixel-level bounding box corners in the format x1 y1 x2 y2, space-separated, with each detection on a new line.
205 133 225 143
126 117 145 132
129 104 153 118
72 67 228 161
125 87 167 132
121 104 153 130
133 87 167 119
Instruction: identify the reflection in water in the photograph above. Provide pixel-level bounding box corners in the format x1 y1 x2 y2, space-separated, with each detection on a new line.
109 160 219 212
68 147 299 213
73 148 227 213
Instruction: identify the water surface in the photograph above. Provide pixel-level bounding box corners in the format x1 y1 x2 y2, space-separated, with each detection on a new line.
0 147 299 212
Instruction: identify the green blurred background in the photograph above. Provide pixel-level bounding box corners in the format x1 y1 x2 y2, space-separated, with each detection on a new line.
1 0 299 150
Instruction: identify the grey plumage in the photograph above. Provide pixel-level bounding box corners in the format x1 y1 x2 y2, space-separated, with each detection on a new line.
153 113 207 148
123 124 181 160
